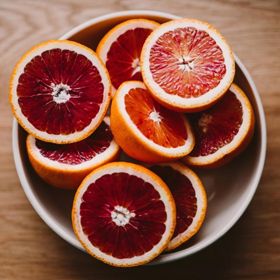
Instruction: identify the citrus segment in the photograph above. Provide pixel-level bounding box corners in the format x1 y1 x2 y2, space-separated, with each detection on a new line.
141 19 235 111
72 162 176 267
10 40 111 143
26 117 120 189
150 163 207 251
110 81 195 163
184 83 255 167
97 19 160 92
125 87 187 148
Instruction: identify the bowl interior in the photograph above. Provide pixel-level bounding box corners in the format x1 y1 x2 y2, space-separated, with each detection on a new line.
14 11 266 264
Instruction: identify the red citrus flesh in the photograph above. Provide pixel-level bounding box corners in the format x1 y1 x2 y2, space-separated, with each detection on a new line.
149 27 226 98
35 121 112 165
125 87 188 148
79 172 167 259
17 48 105 135
151 165 197 238
106 28 153 89
189 89 242 157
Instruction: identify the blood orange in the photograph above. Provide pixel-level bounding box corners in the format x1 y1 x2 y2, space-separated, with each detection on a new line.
10 40 111 144
26 117 120 189
141 19 235 112
97 19 159 93
184 84 255 167
110 81 195 163
72 162 176 267
151 163 207 251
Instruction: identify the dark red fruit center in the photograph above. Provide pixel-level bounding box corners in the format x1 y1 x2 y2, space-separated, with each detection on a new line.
36 121 112 164
80 172 167 259
150 27 226 98
189 90 243 157
106 28 152 89
151 165 197 238
125 87 188 148
17 48 105 135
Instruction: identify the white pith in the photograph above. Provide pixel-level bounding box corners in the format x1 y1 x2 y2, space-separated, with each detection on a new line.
149 111 162 123
51 83 71 104
27 117 119 171
156 163 206 250
111 205 136 226
116 81 194 156
73 163 174 266
11 40 110 143
198 113 213 133
141 19 235 109
186 84 253 165
131 58 141 76
177 56 195 72
97 19 159 91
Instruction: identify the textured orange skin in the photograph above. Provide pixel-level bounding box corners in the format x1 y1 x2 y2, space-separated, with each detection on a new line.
110 84 194 163
28 153 91 189
26 135 120 189
72 161 176 267
183 84 255 168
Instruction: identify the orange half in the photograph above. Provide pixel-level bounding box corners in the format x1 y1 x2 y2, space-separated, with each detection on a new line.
110 81 195 163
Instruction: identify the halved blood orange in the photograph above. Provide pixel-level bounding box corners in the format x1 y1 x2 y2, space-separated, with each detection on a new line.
97 19 159 93
26 117 120 189
184 84 255 167
110 81 195 163
72 162 176 267
141 19 235 112
150 162 207 251
10 40 111 144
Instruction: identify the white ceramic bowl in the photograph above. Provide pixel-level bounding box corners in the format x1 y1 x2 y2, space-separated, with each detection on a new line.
12 11 267 264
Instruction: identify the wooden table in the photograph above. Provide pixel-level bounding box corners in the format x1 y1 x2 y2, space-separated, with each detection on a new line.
0 0 279 279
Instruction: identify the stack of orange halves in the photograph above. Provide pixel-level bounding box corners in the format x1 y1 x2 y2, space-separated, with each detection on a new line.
10 18 255 267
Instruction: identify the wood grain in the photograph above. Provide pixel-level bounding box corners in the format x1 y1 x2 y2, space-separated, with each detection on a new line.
0 0 279 279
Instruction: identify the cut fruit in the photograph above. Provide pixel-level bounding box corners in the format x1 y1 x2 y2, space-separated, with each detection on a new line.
150 162 207 251
72 162 176 267
141 18 235 112
97 19 159 93
26 117 120 189
184 83 255 167
110 81 195 163
10 40 111 144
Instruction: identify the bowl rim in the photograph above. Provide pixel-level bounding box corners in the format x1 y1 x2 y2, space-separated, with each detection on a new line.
12 10 267 265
